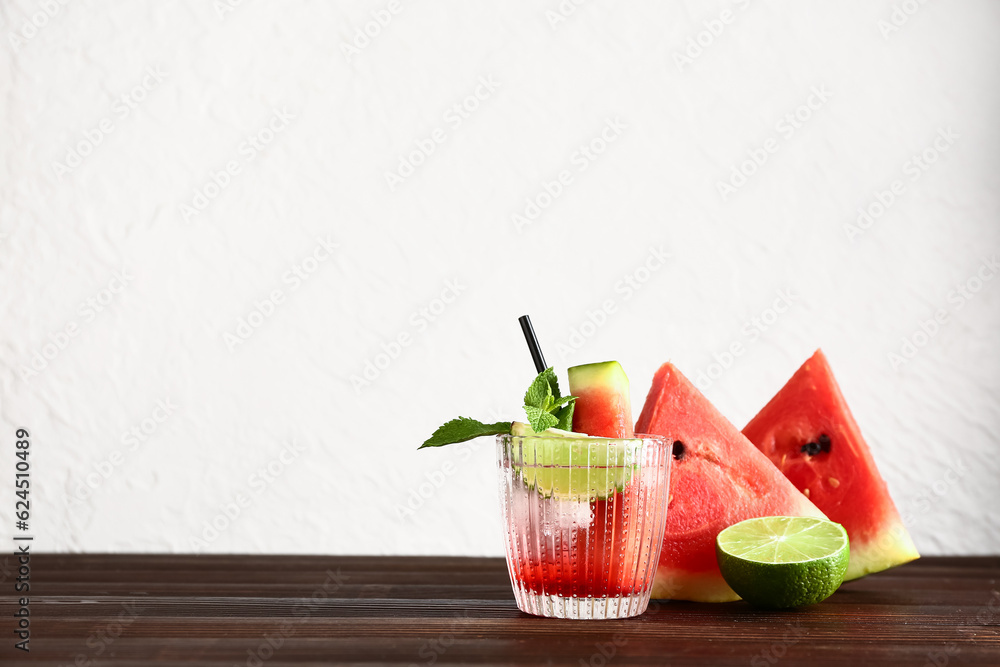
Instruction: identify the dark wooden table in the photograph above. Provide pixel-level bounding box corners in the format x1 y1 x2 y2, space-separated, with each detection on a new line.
0 554 997 665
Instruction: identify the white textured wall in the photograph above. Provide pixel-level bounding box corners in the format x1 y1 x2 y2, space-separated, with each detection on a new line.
0 0 997 556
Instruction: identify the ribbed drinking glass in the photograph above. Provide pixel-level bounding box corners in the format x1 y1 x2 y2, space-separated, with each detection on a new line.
497 433 671 619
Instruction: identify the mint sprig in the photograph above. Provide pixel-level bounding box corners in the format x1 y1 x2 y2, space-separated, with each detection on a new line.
418 367 578 449
522 366 576 432
419 417 512 449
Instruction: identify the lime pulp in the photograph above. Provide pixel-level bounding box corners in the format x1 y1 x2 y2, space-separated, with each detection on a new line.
506 426 639 502
716 516 850 608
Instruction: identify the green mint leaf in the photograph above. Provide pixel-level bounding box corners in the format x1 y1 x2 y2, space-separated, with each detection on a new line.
549 395 576 411
524 367 561 408
554 402 575 431
540 389 554 413
524 406 559 433
419 417 512 449
545 368 562 400
522 368 577 433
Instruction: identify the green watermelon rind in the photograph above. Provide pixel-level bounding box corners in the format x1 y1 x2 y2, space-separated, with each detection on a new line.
741 349 920 582
636 362 829 603
567 361 635 439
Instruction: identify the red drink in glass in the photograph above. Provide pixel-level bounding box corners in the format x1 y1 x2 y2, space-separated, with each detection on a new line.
498 434 671 619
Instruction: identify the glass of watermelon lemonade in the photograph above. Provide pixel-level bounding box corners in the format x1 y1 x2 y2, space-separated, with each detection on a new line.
497 432 672 619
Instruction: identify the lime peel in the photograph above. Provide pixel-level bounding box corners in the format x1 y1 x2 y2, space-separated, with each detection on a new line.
716 516 850 608
508 423 640 501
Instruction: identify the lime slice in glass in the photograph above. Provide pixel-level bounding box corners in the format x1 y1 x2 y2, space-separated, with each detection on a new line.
716 516 850 608
508 423 635 501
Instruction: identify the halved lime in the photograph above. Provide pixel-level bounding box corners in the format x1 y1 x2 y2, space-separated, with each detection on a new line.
508 422 636 501
716 516 850 608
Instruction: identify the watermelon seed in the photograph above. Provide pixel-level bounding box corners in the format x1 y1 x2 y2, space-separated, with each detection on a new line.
672 441 686 461
800 441 822 456
800 436 832 456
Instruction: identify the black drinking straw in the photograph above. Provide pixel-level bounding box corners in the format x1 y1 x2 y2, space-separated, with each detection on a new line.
518 315 547 373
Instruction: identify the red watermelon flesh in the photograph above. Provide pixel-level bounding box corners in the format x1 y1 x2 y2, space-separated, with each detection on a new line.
636 362 825 602
742 349 919 581
568 361 634 438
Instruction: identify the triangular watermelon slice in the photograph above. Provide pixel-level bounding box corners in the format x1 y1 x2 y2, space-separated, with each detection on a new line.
742 349 919 581
636 362 825 602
